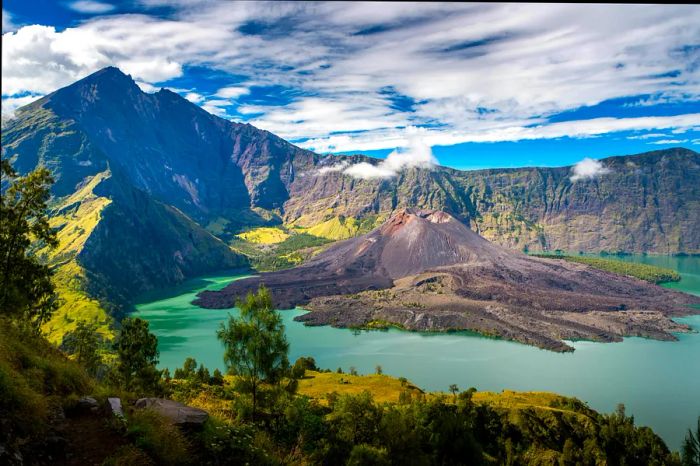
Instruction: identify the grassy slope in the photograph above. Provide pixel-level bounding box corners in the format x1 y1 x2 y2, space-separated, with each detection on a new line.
298 371 591 417
532 254 681 284
298 370 425 404
41 171 114 344
302 216 361 240
237 226 290 244
0 321 93 451
230 214 387 272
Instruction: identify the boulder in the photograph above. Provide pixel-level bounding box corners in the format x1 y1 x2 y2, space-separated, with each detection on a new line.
106 397 124 418
77 396 99 412
134 398 208 426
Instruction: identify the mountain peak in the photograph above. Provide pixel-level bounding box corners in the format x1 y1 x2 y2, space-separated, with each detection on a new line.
43 66 142 111
69 66 138 91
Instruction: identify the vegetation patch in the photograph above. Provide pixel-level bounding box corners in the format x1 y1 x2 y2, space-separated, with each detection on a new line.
303 216 361 240
231 231 331 272
236 226 290 244
532 254 681 283
38 171 114 344
298 370 423 404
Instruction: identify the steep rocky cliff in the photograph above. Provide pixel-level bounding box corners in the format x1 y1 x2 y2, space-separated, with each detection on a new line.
285 148 700 254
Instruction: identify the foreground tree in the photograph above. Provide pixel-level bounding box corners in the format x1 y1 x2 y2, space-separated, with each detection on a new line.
217 285 290 420
683 416 700 466
114 317 161 393
62 320 103 377
0 160 57 332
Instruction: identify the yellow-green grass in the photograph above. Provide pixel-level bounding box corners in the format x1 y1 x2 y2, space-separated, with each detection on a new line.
237 226 290 244
40 171 114 344
44 261 113 345
302 216 361 240
298 371 592 420
47 171 112 261
0 320 93 443
532 254 681 284
298 370 424 404
473 390 586 414
205 217 230 236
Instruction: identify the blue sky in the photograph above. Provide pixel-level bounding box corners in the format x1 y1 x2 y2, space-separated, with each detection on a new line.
2 1 699 172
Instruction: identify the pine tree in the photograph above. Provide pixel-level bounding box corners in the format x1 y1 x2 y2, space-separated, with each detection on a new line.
217 286 290 420
0 160 58 332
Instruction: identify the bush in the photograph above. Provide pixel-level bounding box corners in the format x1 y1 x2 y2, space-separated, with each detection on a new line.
127 409 190 465
346 444 390 466
195 418 272 465
102 445 155 466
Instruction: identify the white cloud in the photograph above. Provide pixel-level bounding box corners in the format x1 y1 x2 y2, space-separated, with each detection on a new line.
215 86 249 99
570 158 611 182
135 81 158 93
68 1 116 14
2 9 17 33
343 162 396 179
185 92 204 103
342 128 438 179
302 113 700 153
648 139 688 145
2 3 699 153
315 161 348 175
1 94 42 118
626 133 669 140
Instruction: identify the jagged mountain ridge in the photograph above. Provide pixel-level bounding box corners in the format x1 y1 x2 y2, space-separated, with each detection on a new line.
4 67 699 254
286 148 700 254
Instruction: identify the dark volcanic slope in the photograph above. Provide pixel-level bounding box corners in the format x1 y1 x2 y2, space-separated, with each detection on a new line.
196 209 511 309
197 210 700 351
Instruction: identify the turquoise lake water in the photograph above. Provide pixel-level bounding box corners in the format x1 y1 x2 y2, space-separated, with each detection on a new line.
134 255 700 451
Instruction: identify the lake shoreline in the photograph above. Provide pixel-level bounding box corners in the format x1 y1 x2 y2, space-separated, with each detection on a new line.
135 254 700 451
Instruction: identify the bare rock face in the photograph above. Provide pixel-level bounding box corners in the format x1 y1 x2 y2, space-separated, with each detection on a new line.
105 398 124 419
134 398 208 426
76 396 99 412
197 209 700 352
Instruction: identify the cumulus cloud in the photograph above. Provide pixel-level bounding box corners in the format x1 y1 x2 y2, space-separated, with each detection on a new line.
215 86 249 99
135 81 158 93
570 158 611 182
2 3 699 153
2 8 17 33
1 94 42 119
342 129 438 179
185 92 204 103
68 1 116 14
315 161 348 175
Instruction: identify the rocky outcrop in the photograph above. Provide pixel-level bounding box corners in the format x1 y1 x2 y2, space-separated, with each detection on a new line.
105 398 124 419
134 398 208 427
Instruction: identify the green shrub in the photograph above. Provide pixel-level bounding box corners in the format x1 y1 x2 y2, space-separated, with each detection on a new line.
532 254 681 283
127 409 190 465
102 445 155 466
196 418 272 465
346 444 390 466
